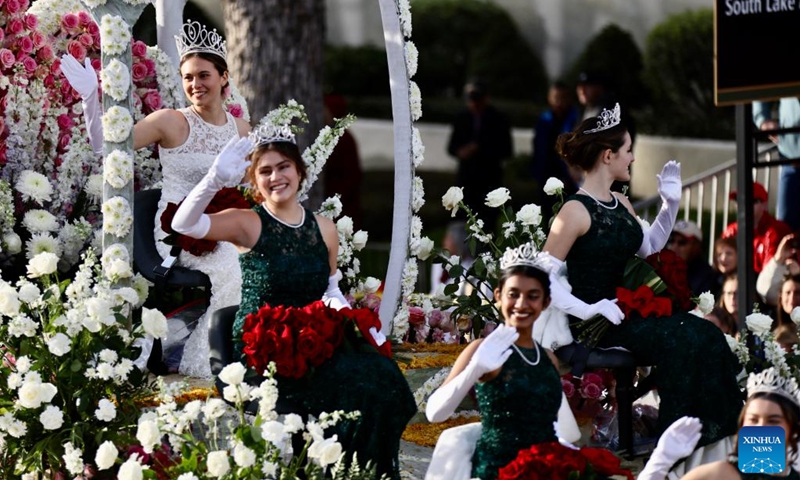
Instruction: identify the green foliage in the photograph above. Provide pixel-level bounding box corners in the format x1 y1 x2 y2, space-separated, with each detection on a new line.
641 8 734 139
324 45 390 97
410 0 547 100
568 24 647 109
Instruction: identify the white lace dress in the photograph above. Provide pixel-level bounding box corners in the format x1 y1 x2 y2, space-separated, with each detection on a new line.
155 107 242 378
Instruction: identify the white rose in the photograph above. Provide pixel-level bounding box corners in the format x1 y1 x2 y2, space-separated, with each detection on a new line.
336 216 354 237
233 443 256 468
141 308 168 339
516 204 542 226
176 475 199 480
696 291 715 315
17 382 44 409
219 363 247 386
308 436 343 467
26 252 59 278
15 356 31 374
95 440 118 470
442 187 464 216
791 306 800 325
47 333 72 356
206 450 230 478
484 187 511 208
39 405 64 430
260 420 288 444
136 419 161 453
416 237 434 261
745 312 773 337
95 398 117 422
363 277 382 294
117 457 144 480
352 230 369 251
543 177 565 196
105 259 133 280
3 232 22 254
0 283 21 316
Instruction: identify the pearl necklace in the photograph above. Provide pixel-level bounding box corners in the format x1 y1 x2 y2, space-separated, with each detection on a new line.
578 187 619 210
511 342 541 367
262 204 304 228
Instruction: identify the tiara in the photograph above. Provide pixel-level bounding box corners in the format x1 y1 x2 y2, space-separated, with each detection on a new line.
747 367 800 406
248 123 296 147
583 103 622 134
500 243 546 270
174 20 227 61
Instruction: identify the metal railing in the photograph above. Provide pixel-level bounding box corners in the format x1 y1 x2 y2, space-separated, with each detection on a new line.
632 144 781 264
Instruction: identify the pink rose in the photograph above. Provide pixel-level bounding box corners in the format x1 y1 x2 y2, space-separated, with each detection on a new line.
408 306 426 326
58 133 71 149
0 48 15 69
61 13 79 32
31 30 45 48
141 89 162 111
428 309 444 328
5 0 21 15
36 44 54 63
362 293 381 310
23 13 36 30
77 11 92 27
6 18 24 36
581 372 604 388
562 378 576 398
21 56 37 74
143 58 156 77
78 33 93 48
20 0 30 9
42 73 55 88
131 61 148 81
17 35 33 54
227 103 243 118
580 382 603 400
66 40 86 62
0 28 5 43
131 40 147 58
90 57 101 71
87 22 100 36
57 114 74 130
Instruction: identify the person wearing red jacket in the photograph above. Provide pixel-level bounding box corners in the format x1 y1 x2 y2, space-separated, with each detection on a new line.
722 182 793 273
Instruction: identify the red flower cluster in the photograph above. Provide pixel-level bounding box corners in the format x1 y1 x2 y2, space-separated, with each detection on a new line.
645 250 693 311
159 187 252 256
615 285 673 319
497 441 633 480
242 301 390 379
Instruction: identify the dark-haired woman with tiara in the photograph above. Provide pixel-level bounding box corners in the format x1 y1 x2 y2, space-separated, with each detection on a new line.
60 21 251 378
541 104 743 466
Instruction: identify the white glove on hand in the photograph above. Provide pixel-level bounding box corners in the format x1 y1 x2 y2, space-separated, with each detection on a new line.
638 416 702 480
638 161 682 257
542 253 625 325
426 324 519 422
323 269 350 311
171 136 253 238
60 54 103 155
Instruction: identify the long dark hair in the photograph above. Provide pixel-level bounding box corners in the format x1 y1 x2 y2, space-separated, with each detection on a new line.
777 274 800 327
246 142 307 203
555 118 628 172
179 52 229 96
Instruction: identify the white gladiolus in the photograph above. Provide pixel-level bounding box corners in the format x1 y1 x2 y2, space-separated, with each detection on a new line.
141 308 168 339
219 363 247 386
27 252 59 278
442 187 464 216
206 450 230 478
696 291 715 315
95 440 118 470
485 187 511 208
746 312 773 337
543 177 565 196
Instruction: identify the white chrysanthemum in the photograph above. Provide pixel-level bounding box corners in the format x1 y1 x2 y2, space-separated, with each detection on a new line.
409 81 422 121
22 210 59 233
412 175 425 212
102 106 134 143
102 196 133 238
99 15 131 57
398 0 412 37
27 251 60 278
543 177 565 196
85 174 104 199
404 41 418 78
102 243 130 268
15 170 53 204
100 59 131 101
412 126 425 167
103 150 135 189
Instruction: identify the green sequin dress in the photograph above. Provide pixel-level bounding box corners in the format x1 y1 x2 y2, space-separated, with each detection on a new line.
471 343 562 480
565 194 742 446
234 205 416 480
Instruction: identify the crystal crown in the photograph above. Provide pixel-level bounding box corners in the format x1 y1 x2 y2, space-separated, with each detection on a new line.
500 242 546 271
747 367 800 406
175 20 227 61
249 122 296 147
583 102 622 134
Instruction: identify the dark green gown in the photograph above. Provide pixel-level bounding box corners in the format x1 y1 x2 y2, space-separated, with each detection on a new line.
565 194 742 446
471 343 562 480
233 205 416 479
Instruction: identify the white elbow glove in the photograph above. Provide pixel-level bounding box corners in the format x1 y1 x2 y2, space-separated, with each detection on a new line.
426 325 519 423
171 136 252 238
322 269 350 310
541 253 624 325
60 54 103 155
638 416 702 480
638 161 681 257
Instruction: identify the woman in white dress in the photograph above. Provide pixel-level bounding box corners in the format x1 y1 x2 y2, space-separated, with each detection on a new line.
60 21 251 378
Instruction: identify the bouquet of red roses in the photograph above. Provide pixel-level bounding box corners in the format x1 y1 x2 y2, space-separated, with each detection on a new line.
159 187 253 256
242 301 391 379
497 441 633 480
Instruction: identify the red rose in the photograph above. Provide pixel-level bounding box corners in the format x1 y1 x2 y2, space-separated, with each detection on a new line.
580 447 634 480
227 103 244 118
561 378 576 398
408 306 426 326
297 327 326 365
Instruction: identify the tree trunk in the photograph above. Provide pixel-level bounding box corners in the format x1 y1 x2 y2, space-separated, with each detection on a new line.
221 0 326 207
